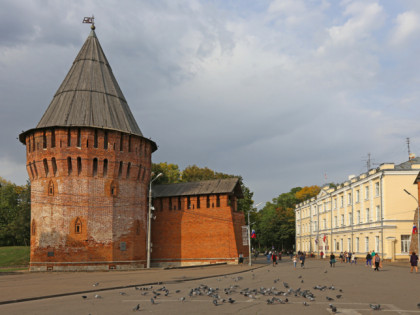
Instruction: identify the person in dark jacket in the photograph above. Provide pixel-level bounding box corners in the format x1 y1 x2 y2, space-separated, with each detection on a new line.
366 252 372 267
410 252 419 273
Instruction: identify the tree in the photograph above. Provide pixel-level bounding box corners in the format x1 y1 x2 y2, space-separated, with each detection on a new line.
151 162 181 185
295 185 320 202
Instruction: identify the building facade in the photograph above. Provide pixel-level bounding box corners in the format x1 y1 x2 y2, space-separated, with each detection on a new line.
295 158 420 261
150 178 247 267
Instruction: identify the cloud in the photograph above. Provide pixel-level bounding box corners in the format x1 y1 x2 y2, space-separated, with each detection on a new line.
390 11 420 45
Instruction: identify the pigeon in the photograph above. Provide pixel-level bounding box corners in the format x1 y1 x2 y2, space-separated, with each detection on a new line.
119 292 127 296
150 298 155 305
228 298 235 304
369 304 381 310
303 301 309 306
331 306 337 313
82 296 87 299
132 304 140 311
324 269 328 273
94 294 102 299
93 283 99 287
336 295 342 299
213 299 218 306
283 282 289 289
180 297 185 302
298 275 302 278
301 280 304 283
175 290 181 293
339 289 343 292
417 303 420 309
326 297 334 301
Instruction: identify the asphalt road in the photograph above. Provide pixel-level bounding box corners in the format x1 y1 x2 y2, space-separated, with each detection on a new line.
0 257 419 314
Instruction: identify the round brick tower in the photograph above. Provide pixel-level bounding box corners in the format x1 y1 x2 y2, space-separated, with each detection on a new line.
19 27 157 271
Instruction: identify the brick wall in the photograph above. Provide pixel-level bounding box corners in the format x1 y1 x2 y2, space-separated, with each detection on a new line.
24 127 154 271
151 194 248 266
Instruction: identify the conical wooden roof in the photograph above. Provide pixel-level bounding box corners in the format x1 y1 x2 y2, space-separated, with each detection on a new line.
34 30 143 136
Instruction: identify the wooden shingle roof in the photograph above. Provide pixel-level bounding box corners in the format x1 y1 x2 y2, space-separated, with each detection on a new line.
20 29 147 144
152 178 244 199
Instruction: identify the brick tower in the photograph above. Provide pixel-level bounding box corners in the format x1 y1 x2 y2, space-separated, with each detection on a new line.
19 26 157 271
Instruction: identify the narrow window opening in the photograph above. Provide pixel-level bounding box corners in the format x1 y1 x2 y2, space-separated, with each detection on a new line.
206 195 210 208
43 131 47 149
178 197 181 210
67 157 72 175
77 128 81 147
93 158 98 176
48 180 54 196
43 159 49 176
77 157 82 175
28 139 31 153
169 198 172 210
51 130 56 148
160 198 163 211
52 157 57 176
103 159 108 177
126 162 131 179
128 135 132 152
120 134 124 151
75 218 82 234
32 135 35 151
33 160 38 178
29 163 34 179
216 195 220 207
94 129 98 148
197 196 200 209
67 128 71 147
118 161 123 178
187 196 191 209
104 131 108 149
110 181 117 196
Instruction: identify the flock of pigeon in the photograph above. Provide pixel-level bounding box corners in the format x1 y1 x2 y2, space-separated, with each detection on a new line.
81 269 388 313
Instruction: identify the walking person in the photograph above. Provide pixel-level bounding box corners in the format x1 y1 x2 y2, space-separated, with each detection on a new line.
293 255 297 269
272 251 277 266
330 253 336 267
366 252 372 267
410 251 419 273
373 253 381 271
351 252 356 264
300 252 306 268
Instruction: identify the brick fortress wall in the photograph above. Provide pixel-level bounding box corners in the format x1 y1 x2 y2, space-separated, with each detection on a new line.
24 127 153 271
151 194 248 267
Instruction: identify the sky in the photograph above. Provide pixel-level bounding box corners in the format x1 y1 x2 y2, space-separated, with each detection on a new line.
1 0 420 204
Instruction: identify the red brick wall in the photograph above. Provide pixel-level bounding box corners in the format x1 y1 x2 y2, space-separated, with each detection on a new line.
151 194 248 265
24 127 154 270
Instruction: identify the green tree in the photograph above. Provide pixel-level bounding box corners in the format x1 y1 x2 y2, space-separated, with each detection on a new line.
151 162 181 185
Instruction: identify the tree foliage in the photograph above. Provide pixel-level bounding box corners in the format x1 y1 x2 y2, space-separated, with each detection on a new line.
0 177 31 246
151 162 181 185
295 185 320 202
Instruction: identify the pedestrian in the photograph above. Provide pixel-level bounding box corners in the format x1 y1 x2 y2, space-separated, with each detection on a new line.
320 251 324 259
351 252 356 264
366 252 372 267
300 252 305 268
348 252 352 263
339 252 343 263
267 251 272 264
330 253 336 267
278 251 282 261
373 253 381 271
293 255 297 269
410 251 419 273
272 251 277 266
238 253 244 264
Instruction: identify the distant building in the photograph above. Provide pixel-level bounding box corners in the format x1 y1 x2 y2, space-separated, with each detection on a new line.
151 178 247 267
295 158 420 261
18 27 247 271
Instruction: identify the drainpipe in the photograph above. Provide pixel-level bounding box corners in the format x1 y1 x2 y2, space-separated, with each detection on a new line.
380 173 384 258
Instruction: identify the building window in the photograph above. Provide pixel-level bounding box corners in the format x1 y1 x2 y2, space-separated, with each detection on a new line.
104 131 108 149
334 216 337 228
356 237 359 252
110 181 117 196
365 237 369 252
43 159 49 177
348 193 352 205
366 208 370 222
43 131 47 149
340 239 344 251
94 129 98 148
77 157 82 176
206 195 210 208
375 236 379 252
120 134 124 151
313 221 317 232
349 212 353 225
341 214 344 226
128 135 132 152
51 130 56 148
347 238 351 251
357 210 361 224
197 196 200 209
340 196 344 208
67 128 71 147
187 196 191 209
33 160 38 178
178 197 181 210
75 218 82 234
375 182 380 196
48 180 54 196
169 198 173 210
356 190 360 202
323 219 326 229
216 195 220 207
401 235 411 253
126 162 131 179
52 157 57 176
77 128 81 147
365 186 369 200
103 159 108 177
118 161 123 178
93 158 98 176
376 206 380 221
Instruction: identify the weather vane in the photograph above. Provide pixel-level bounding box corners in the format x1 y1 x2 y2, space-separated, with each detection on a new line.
83 15 95 30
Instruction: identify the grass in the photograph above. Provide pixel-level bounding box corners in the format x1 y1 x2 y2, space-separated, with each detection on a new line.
0 246 30 269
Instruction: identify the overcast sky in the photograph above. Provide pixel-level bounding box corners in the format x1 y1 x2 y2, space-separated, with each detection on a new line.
2 0 420 203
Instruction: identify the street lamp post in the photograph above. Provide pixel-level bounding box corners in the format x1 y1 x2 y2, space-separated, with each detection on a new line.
248 202 263 266
146 172 162 269
403 189 420 254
